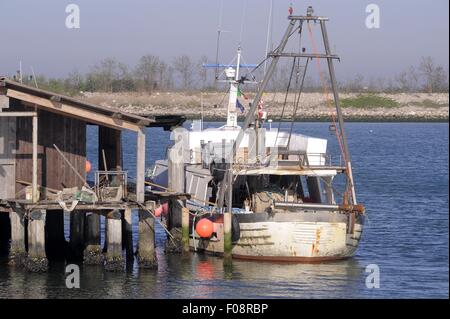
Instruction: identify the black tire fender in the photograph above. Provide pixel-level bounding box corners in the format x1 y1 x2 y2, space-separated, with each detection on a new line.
231 214 241 243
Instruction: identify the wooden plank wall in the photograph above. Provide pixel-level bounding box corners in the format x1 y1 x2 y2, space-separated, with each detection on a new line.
98 126 122 171
10 98 86 196
0 116 16 199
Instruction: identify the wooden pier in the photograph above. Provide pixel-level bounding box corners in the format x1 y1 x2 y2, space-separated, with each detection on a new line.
0 77 186 272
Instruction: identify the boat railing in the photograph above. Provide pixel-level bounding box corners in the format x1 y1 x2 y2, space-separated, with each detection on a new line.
192 142 345 168
276 151 340 167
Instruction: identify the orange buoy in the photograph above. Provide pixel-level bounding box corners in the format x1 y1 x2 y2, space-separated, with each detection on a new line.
154 206 163 217
195 218 214 238
161 202 169 215
154 202 169 217
85 160 92 173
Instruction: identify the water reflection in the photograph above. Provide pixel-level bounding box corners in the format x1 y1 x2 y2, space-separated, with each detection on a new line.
0 123 447 299
0 239 441 298
0 239 368 299
153 251 365 298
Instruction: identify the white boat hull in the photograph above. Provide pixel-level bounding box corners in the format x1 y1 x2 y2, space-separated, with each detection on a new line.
190 212 364 262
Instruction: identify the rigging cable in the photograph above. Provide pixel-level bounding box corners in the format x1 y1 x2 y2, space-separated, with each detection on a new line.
215 0 225 80
305 21 352 201
306 22 346 162
249 25 303 126
241 25 300 81
239 0 248 45
264 0 274 75
274 57 297 147
286 21 305 148
287 58 310 147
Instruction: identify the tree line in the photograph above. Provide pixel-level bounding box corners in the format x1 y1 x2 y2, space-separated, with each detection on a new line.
12 55 449 95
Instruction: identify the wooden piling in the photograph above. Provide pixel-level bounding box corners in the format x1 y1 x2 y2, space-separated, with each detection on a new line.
223 212 232 262
24 210 48 272
103 217 108 253
83 212 103 264
105 210 124 271
122 207 133 261
45 210 66 261
181 207 190 254
168 147 186 254
136 202 157 269
9 208 26 266
164 199 183 253
69 211 85 261
168 148 185 193
223 167 233 265
0 213 10 256
136 128 146 203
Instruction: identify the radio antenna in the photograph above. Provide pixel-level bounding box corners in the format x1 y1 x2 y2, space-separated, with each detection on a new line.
264 0 274 75
215 0 225 81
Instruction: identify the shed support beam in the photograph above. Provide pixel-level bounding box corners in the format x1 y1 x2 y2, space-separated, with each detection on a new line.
136 128 146 203
0 111 37 117
6 89 142 132
32 113 38 203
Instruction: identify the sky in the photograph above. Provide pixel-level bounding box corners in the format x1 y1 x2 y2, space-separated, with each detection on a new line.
0 0 448 82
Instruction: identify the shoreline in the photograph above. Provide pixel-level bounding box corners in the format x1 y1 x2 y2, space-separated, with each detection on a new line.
148 114 449 123
3 92 448 123
80 91 449 123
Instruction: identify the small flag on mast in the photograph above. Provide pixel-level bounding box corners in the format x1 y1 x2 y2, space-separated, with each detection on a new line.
288 3 293 15
237 87 249 100
258 98 264 118
236 99 245 113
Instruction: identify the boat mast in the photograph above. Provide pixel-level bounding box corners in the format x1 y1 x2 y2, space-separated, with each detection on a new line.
215 0 225 81
319 20 357 204
232 18 296 155
225 47 241 127
263 0 274 75
230 8 358 205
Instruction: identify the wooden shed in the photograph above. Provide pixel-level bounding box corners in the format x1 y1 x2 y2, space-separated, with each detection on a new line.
0 77 185 271
0 77 152 203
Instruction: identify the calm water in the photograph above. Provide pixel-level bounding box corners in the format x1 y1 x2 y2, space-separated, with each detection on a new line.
0 122 448 299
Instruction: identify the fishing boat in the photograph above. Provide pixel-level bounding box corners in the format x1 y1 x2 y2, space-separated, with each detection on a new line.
149 8 365 262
